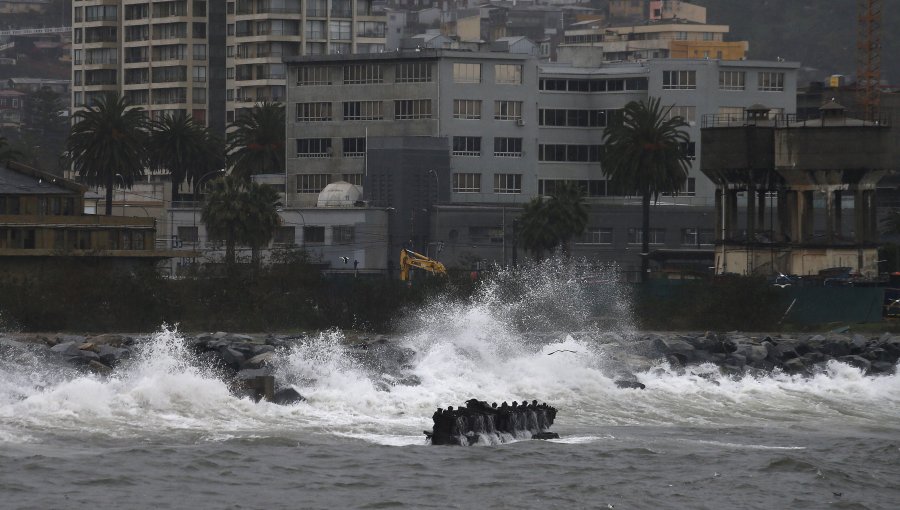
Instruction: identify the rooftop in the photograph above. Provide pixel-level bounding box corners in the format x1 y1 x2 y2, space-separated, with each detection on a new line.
0 162 84 195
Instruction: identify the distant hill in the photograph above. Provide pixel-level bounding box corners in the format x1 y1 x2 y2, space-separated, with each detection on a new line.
691 0 900 85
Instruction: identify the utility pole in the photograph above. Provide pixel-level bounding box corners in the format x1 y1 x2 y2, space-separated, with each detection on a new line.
856 0 882 121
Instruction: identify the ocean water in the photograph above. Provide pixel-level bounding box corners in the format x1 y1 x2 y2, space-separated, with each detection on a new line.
1 263 899 509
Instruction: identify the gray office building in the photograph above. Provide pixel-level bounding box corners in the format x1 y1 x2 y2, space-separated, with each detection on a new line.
284 47 798 272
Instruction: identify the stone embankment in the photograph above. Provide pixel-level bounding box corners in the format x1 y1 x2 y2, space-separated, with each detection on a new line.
636 331 900 376
1 331 417 404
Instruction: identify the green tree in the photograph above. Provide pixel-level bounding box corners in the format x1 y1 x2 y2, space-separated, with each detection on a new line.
201 175 245 265
518 182 589 260
238 181 282 266
226 102 285 182
149 114 224 203
601 98 691 282
66 93 149 215
0 136 21 164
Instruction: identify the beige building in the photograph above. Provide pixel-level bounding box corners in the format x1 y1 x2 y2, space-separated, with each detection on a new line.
226 0 386 121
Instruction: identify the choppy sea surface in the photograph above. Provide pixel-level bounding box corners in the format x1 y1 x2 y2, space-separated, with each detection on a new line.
1 263 899 509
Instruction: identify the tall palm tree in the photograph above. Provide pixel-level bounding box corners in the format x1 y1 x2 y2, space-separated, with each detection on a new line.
238 181 281 266
201 175 245 265
0 136 21 164
547 182 589 256
226 102 285 182
67 93 149 215
518 183 589 260
149 114 220 203
601 98 691 282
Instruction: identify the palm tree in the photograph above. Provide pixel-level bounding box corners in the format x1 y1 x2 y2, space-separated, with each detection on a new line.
238 181 281 266
67 93 149 215
601 98 691 282
226 102 285 182
519 197 556 261
0 136 21 164
149 114 220 203
518 183 588 260
201 175 245 265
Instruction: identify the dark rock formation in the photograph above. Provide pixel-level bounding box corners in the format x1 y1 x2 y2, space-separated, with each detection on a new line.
428 399 558 445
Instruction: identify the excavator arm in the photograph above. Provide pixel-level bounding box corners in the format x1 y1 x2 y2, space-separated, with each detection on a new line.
399 249 447 281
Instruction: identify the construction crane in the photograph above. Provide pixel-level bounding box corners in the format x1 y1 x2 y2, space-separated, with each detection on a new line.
399 249 447 281
856 0 882 120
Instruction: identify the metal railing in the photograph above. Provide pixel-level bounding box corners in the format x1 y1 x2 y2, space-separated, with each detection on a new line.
702 110 892 129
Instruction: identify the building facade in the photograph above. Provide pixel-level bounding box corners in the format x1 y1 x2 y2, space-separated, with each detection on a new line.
71 0 386 136
283 48 798 270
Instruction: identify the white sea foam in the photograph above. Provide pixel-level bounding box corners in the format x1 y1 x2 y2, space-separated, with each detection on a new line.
1 261 899 445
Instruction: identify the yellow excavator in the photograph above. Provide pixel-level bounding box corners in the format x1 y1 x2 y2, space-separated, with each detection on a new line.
399 249 447 281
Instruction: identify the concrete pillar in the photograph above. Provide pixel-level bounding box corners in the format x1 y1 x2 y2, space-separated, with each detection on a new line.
746 186 757 242
825 189 835 243
714 188 723 241
855 189 866 243
868 190 878 243
757 191 767 235
800 190 814 243
726 190 739 239
777 190 791 242
834 190 843 239
786 190 800 243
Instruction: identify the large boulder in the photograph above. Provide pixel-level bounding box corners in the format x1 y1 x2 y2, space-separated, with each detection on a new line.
838 355 871 373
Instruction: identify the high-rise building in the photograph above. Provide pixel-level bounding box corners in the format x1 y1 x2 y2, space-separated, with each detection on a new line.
225 0 386 122
71 0 387 136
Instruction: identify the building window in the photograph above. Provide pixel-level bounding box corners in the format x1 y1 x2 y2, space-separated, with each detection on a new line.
717 106 744 122
627 228 666 245
718 70 745 91
539 77 647 92
394 99 432 120
343 64 383 84
333 225 355 244
453 173 481 193
758 72 785 91
342 137 366 157
397 62 432 83
495 64 522 85
329 20 352 40
342 174 362 186
539 179 607 197
303 226 325 244
453 63 481 83
538 108 612 127
452 99 481 119
193 66 207 83
538 144 602 162
681 228 714 246
494 100 523 121
493 137 522 157
296 102 332 121
297 173 330 193
193 44 207 61
274 226 296 245
493 173 522 194
452 136 481 157
664 105 696 124
298 66 330 86
577 228 613 245
662 70 696 90
296 138 332 158
178 226 199 243
680 143 697 161
343 101 383 120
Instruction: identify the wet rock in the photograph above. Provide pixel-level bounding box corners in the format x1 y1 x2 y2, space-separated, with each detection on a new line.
850 334 869 354
273 388 305 405
50 341 78 355
783 358 808 374
838 355 871 373
615 380 646 390
88 360 113 374
735 343 768 364
97 345 130 365
91 334 127 347
219 347 246 369
532 432 559 440
870 361 896 374
242 351 275 369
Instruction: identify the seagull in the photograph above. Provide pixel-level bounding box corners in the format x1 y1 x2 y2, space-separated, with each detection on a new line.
340 256 350 264
547 349 578 355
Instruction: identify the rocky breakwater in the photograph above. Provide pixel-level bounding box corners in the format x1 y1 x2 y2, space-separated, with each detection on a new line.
641 332 900 377
3 331 422 405
428 399 559 445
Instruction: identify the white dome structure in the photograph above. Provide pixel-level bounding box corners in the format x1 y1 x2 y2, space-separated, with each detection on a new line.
316 181 364 208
